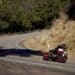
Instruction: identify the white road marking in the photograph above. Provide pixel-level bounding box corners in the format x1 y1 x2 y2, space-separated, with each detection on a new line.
16 39 24 49
16 34 27 49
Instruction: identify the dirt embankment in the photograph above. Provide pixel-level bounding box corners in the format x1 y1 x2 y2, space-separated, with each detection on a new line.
23 19 75 61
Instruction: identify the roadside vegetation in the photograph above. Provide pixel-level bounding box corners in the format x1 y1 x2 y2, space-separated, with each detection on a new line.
0 0 69 34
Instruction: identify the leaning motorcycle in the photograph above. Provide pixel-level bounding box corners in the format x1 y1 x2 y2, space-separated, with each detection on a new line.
43 48 67 63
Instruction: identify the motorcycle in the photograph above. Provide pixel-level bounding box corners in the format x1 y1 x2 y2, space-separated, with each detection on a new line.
43 48 67 63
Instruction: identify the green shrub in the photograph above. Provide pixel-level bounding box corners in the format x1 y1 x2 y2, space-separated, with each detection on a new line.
0 0 69 33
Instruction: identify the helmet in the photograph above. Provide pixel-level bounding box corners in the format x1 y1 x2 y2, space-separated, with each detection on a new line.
60 44 67 49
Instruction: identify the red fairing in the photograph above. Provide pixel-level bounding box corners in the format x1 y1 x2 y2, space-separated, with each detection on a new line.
57 48 64 55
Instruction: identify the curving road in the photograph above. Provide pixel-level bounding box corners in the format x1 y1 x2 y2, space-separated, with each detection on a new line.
0 31 75 75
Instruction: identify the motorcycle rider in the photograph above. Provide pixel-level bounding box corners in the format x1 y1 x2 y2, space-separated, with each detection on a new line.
43 44 67 62
50 44 67 56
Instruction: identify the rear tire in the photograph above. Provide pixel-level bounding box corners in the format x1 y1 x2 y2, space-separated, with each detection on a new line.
43 53 49 61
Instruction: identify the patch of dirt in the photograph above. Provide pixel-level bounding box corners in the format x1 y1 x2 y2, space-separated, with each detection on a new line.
23 19 75 62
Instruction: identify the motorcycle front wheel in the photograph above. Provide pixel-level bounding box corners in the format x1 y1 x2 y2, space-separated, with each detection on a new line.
55 57 67 63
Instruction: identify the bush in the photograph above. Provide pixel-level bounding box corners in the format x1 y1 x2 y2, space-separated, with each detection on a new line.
0 0 69 33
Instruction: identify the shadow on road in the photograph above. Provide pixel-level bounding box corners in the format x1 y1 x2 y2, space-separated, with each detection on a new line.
0 49 42 57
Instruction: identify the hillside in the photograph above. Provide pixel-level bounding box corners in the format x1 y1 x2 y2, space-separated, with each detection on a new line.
23 18 75 61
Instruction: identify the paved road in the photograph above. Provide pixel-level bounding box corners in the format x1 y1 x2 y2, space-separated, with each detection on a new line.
0 31 75 75
0 31 44 48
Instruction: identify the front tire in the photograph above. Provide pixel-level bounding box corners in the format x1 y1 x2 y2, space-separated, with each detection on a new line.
56 57 66 63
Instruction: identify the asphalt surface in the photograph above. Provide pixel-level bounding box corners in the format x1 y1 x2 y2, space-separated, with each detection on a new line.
0 31 75 75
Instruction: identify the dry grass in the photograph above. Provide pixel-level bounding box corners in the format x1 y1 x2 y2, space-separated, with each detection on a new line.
23 19 75 60
23 36 49 51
